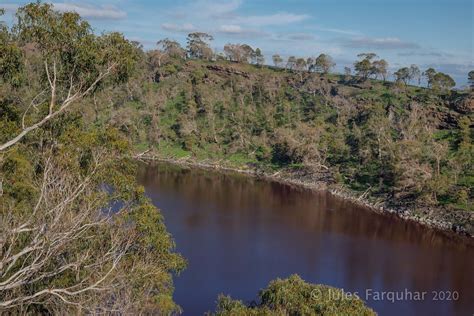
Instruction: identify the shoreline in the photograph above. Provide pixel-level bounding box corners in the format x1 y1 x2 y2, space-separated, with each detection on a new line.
137 155 473 240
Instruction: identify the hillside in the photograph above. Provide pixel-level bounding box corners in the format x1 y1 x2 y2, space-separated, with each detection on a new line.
90 58 473 235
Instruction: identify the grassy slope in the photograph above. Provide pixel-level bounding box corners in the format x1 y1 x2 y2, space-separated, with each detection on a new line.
101 59 473 234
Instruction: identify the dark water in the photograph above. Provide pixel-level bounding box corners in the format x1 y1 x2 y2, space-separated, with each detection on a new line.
138 163 474 316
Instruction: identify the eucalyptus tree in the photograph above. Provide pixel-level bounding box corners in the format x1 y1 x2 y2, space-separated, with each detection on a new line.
373 59 388 81
423 67 437 87
0 3 185 314
286 56 296 70
306 57 315 72
468 70 474 90
186 32 214 60
254 48 264 66
314 53 335 74
432 72 455 91
224 43 245 62
272 54 283 67
0 3 140 151
354 53 377 80
157 38 186 59
394 67 411 85
344 66 352 81
409 64 421 85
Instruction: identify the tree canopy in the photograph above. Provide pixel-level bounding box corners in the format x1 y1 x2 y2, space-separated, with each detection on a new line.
211 275 376 316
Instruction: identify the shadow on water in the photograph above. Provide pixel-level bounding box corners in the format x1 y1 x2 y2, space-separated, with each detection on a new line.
137 162 474 316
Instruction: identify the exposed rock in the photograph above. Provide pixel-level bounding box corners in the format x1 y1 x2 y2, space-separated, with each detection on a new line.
450 94 474 114
206 65 250 78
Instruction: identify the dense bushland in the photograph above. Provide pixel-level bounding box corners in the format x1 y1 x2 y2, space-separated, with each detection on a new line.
103 55 473 233
0 2 472 314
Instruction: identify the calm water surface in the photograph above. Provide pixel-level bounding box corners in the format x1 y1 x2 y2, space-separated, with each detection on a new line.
138 163 474 316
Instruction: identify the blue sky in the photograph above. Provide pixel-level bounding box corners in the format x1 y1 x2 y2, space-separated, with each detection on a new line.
1 0 473 86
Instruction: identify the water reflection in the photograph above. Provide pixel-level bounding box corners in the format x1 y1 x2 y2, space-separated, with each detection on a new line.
138 163 474 316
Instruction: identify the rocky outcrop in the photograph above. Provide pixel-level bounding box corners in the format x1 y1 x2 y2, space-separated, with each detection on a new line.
450 94 474 114
206 65 250 78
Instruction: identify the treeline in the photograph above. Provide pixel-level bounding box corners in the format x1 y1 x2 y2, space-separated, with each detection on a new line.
149 32 464 91
0 2 472 314
0 3 378 315
116 31 473 225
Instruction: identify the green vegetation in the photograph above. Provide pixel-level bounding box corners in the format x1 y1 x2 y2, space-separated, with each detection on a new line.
119 49 472 233
0 4 185 314
210 275 375 316
1 2 473 314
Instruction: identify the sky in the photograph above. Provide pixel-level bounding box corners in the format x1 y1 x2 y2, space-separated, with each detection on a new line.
1 0 473 86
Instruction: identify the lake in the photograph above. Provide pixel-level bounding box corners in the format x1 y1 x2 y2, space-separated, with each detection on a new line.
138 163 474 316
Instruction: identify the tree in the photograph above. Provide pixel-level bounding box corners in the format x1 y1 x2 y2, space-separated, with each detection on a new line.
423 67 437 87
306 57 314 72
295 58 307 72
314 53 335 74
223 43 256 63
468 70 474 90
186 32 213 60
372 59 388 81
286 56 296 70
344 66 351 76
1 4 185 313
0 9 23 86
0 3 140 151
254 48 264 66
409 64 421 85
211 275 375 315
354 53 377 80
240 44 255 62
223 43 245 62
272 54 283 67
157 38 186 59
394 67 411 85
431 72 455 91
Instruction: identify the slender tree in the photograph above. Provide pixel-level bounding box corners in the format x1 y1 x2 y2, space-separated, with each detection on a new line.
354 53 377 80
373 59 388 81
423 67 437 88
157 38 186 59
186 32 213 60
272 54 283 67
468 70 474 90
286 56 296 71
254 48 265 66
314 54 335 74
409 64 421 85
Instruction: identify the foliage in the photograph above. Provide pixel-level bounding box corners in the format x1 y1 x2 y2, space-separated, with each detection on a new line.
210 275 376 316
0 3 184 314
119 55 473 218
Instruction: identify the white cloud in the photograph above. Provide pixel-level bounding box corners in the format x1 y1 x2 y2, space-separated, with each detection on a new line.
52 3 126 19
206 0 242 17
170 0 242 20
235 12 310 27
0 2 126 19
219 24 243 33
284 33 317 41
162 23 197 33
343 37 420 49
217 24 268 38
315 27 360 36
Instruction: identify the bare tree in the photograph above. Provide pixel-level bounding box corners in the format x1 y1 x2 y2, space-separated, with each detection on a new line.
1 152 133 312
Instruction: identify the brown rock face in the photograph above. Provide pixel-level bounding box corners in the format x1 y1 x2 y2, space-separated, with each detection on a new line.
451 94 474 114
